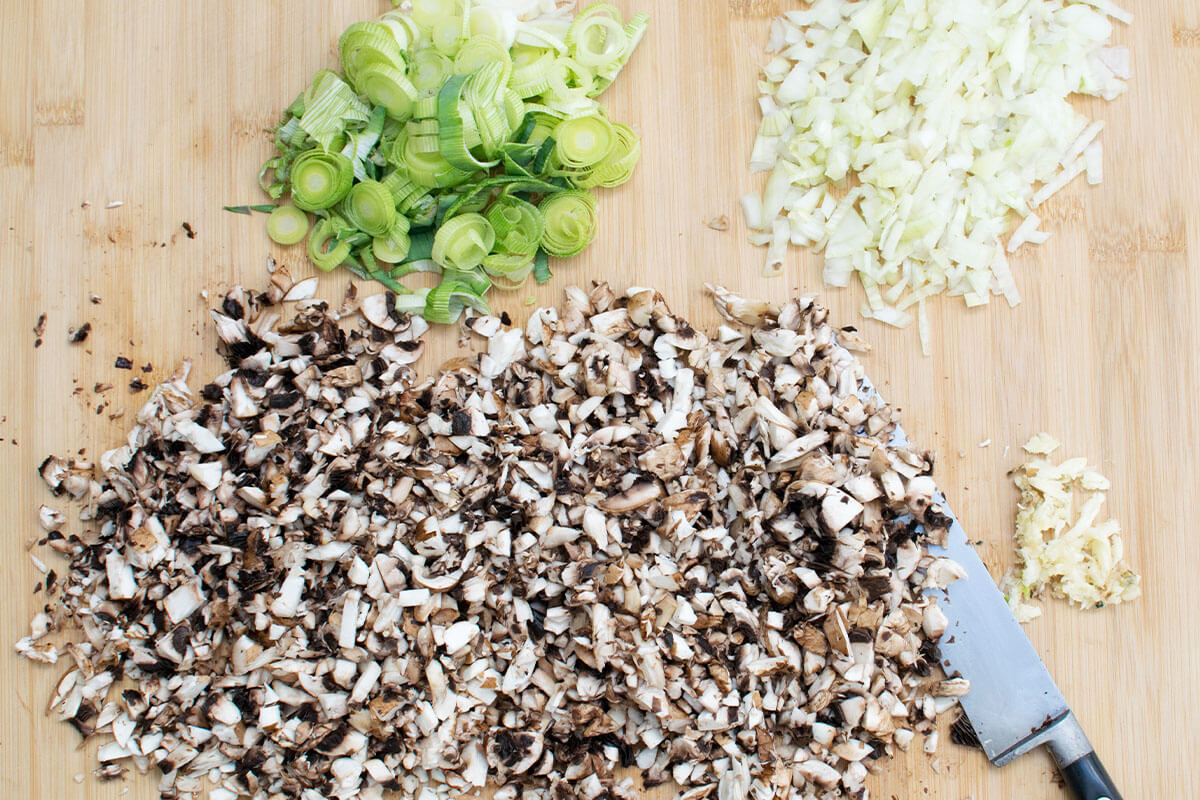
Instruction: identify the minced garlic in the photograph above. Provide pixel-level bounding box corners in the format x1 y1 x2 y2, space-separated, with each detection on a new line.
1002 434 1141 623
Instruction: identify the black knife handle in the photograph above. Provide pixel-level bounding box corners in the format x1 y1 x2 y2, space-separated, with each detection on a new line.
1057 751 1123 800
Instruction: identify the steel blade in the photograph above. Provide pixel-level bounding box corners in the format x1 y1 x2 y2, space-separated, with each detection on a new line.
858 378 1071 766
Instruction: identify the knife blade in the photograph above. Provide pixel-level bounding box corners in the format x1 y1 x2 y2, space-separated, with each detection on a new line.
859 378 1124 800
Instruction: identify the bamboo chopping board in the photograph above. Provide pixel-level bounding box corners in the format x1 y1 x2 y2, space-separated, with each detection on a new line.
1 1 1196 798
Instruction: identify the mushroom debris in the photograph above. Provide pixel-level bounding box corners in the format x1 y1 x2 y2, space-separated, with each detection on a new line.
21 280 967 800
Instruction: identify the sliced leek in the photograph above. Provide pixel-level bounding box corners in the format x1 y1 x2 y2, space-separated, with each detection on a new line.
267 205 310 245
482 252 535 289
341 180 397 236
339 22 406 88
431 212 495 271
256 0 649 319
408 47 454 91
553 113 614 168
539 190 597 257
299 71 371 150
454 35 510 78
290 150 354 211
308 216 354 271
574 121 640 188
424 279 491 324
486 195 543 255
567 4 627 69
359 63 419 120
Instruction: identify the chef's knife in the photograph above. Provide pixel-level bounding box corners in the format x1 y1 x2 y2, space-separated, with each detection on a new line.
928 504 1123 800
862 381 1124 800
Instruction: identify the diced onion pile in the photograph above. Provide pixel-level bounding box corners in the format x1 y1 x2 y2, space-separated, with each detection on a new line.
742 0 1132 353
1002 433 1141 623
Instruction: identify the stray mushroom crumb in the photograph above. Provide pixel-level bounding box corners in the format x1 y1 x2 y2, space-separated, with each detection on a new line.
67 322 92 343
19 283 964 800
113 356 132 370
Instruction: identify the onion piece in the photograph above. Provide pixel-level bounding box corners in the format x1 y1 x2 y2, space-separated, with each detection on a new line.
743 0 1132 351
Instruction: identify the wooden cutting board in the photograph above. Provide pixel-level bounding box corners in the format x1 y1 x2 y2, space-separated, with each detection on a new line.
2 1 1195 797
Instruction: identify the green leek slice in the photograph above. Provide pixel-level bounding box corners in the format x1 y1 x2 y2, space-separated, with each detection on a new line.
408 47 454 91
290 150 354 211
339 22 406 88
575 121 640 188
441 266 492 296
267 205 310 245
372 216 412 263
442 175 561 220
298 71 371 150
341 180 397 236
436 73 500 171
358 63 419 121
486 195 544 255
453 35 510 78
431 212 495 271
424 279 491 324
482 252 535 289
307 216 354 271
533 248 552 284
406 118 442 154
378 10 422 51
590 11 649 96
553 113 615 169
539 190 597 257
566 3 627 68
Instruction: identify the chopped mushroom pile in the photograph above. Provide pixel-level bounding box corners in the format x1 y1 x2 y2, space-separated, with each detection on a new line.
21 280 966 800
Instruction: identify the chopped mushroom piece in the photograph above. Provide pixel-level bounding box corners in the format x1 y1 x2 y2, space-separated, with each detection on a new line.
18 283 962 800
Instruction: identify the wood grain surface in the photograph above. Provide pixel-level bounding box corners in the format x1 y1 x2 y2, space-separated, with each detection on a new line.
1 1 1196 798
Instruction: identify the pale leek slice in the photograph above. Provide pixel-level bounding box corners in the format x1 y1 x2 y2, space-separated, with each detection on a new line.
566 3 627 68
539 190 597 257
553 113 615 169
298 71 371 150
431 212 495 271
424 279 491 324
378 10 422 51
290 150 354 211
454 35 511 78
408 47 454 91
589 11 649 96
481 252 535 289
574 121 639 188
267 205 310 246
359 63 419 121
486 195 544 255
509 46 558 97
341 106 387 181
307 216 354 271
339 22 406 88
373 216 412 263
341 180 397 236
